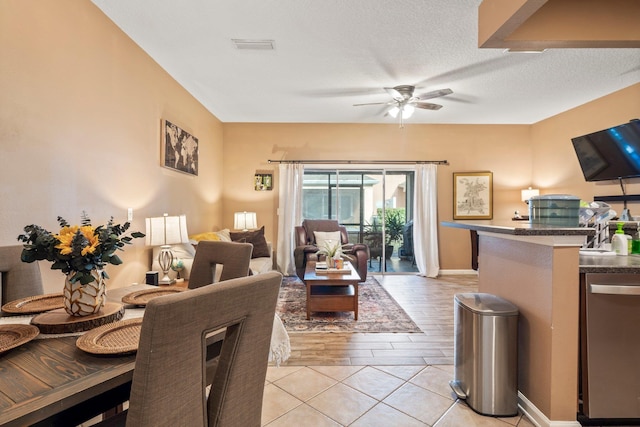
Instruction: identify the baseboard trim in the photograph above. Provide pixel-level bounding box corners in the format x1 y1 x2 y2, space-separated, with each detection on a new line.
438 269 478 276
518 392 581 427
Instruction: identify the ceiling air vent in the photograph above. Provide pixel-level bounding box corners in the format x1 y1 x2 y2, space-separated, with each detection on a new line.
232 39 275 50
503 48 546 53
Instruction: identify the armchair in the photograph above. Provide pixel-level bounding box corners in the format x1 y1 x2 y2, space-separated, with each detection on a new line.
294 219 368 282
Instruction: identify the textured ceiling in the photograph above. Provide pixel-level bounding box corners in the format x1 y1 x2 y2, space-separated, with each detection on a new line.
91 0 640 125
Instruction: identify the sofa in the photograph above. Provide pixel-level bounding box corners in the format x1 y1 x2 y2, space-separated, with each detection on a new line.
152 228 273 281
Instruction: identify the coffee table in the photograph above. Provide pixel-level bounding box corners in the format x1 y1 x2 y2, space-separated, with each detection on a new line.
303 261 362 320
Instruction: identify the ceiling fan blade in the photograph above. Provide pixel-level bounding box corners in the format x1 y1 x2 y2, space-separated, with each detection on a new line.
416 88 453 101
353 101 395 107
384 87 404 101
414 102 443 110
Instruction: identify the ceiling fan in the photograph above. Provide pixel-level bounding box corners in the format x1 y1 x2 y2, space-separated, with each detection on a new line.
354 85 453 127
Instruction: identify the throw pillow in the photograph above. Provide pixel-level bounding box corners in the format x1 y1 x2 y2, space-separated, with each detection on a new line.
189 232 220 243
230 226 270 258
189 229 232 245
214 229 232 242
171 243 196 258
314 231 342 251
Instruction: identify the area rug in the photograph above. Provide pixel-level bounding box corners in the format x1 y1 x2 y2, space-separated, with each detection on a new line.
276 276 422 333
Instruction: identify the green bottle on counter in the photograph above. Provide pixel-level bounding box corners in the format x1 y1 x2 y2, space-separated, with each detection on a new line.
632 223 640 254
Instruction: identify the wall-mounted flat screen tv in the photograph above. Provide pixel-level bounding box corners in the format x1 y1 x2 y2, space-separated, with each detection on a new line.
571 120 640 182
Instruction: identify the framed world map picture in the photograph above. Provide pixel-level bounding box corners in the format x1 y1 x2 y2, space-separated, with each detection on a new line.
453 171 493 219
161 119 198 176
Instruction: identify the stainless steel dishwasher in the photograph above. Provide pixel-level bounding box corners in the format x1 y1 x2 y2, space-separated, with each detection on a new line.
581 273 640 420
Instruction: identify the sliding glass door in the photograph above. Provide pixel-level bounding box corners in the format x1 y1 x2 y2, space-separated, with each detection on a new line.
302 169 417 274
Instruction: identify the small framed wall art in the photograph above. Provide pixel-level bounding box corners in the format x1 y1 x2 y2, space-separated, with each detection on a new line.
161 119 199 176
254 171 273 191
453 171 493 219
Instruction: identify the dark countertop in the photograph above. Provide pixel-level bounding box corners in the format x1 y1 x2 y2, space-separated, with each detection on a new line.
441 220 595 236
442 220 640 273
580 254 640 274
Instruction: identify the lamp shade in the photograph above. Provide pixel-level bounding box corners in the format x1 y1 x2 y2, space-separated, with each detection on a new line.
521 187 540 203
234 211 257 231
402 104 415 119
145 214 189 246
388 105 415 120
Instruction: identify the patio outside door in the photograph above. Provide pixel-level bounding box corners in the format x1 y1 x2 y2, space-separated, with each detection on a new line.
302 169 417 274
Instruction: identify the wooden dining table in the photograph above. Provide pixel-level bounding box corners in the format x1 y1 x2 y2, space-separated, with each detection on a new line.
0 282 290 426
0 334 136 426
0 283 244 426
0 284 167 426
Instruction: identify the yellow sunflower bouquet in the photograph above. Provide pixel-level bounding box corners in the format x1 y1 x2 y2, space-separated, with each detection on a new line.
17 212 145 285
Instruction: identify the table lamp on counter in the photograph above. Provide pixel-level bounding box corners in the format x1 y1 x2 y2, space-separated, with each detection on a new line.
234 211 257 232
145 213 189 285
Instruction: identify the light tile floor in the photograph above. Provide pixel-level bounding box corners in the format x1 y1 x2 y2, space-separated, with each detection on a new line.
263 274 537 426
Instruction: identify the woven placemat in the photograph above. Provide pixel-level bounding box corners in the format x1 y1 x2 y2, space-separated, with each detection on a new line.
2 293 64 315
0 324 40 353
121 286 186 306
76 318 142 355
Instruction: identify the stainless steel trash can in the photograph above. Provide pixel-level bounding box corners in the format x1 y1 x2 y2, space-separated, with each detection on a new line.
449 293 519 416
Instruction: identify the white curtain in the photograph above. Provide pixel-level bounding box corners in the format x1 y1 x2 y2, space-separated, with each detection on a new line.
276 163 304 276
413 164 440 277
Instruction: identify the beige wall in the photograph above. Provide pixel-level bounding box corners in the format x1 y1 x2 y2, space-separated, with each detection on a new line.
532 82 640 202
0 0 224 291
222 123 534 268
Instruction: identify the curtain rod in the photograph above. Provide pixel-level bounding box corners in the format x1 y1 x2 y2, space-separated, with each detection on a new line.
267 159 448 165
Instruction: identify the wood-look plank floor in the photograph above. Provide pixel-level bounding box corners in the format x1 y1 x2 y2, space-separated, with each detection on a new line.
280 274 479 366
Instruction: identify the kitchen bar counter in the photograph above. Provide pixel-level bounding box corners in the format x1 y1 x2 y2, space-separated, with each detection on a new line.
444 220 640 425
443 220 591 427
442 219 595 237
444 220 640 273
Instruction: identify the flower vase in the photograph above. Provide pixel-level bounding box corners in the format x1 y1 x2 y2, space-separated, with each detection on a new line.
63 269 107 316
325 256 334 268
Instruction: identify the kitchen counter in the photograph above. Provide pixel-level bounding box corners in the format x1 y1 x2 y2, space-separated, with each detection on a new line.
444 220 640 425
579 254 640 273
443 220 640 272
442 220 589 426
441 219 595 236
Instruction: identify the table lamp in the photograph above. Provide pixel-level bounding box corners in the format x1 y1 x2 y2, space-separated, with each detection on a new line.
145 213 189 285
521 187 539 204
234 211 257 231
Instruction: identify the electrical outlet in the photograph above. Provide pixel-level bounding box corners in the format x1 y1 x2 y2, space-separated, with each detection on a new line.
127 208 133 221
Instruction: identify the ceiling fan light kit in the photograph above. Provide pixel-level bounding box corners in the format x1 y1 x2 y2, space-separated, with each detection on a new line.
354 85 452 127
402 104 415 118
388 104 415 119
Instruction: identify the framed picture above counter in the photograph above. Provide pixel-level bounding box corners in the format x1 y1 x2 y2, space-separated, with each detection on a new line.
453 171 493 220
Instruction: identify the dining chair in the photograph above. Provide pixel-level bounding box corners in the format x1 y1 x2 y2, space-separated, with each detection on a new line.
188 240 253 288
0 245 44 307
99 271 283 427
